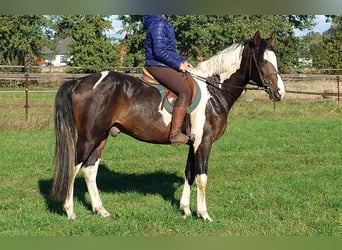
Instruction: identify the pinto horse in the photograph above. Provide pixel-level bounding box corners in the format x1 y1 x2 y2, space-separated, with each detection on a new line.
50 31 285 221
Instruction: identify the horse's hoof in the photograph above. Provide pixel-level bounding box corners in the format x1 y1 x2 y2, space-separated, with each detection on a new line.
94 207 111 218
180 204 192 218
64 206 77 220
67 213 77 220
197 211 213 222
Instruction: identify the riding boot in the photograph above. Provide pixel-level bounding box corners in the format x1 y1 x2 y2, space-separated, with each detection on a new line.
169 97 189 145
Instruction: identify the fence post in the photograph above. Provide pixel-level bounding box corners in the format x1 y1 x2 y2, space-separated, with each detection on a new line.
337 75 340 106
24 88 29 121
24 73 29 121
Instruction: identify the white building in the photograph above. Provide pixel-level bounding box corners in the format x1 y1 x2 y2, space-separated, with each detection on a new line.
42 37 73 66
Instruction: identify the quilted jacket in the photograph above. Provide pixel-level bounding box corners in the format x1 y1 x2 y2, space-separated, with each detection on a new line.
144 15 185 70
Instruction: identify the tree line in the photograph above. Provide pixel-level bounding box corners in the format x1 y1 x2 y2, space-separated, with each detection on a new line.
0 15 340 74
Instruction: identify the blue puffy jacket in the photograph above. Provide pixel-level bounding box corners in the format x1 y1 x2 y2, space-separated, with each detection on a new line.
144 15 185 70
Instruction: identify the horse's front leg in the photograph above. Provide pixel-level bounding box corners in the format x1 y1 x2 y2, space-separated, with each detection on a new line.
180 141 213 221
180 145 195 218
195 173 212 221
180 179 192 218
194 140 213 221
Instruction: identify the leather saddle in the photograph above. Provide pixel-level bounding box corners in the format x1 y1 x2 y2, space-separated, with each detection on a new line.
141 67 200 113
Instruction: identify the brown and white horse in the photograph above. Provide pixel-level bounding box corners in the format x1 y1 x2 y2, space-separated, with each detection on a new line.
50 31 285 221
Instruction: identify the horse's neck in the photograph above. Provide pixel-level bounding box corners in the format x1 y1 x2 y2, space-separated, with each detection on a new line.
221 70 246 107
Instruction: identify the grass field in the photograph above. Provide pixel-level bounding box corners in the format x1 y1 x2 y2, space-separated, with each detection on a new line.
0 90 341 235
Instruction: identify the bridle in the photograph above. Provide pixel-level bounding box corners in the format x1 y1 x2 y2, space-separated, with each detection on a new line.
247 45 279 93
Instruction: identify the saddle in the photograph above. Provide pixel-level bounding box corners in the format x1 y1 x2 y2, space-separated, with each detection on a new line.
141 67 199 112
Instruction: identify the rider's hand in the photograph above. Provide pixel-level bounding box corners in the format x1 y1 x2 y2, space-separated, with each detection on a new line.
179 61 193 73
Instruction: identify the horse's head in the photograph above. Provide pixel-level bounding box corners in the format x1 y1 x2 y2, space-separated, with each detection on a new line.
242 31 285 101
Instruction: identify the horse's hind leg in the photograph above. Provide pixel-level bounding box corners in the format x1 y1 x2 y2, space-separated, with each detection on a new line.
81 139 110 218
63 163 82 220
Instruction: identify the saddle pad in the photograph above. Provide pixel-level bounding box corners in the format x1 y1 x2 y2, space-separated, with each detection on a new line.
146 81 201 114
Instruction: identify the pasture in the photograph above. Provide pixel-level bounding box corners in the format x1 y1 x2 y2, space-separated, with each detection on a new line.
0 90 341 236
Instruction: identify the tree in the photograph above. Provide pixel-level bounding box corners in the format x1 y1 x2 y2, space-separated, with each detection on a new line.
173 15 315 72
117 15 145 67
300 32 325 71
117 15 315 73
0 15 50 70
299 16 342 74
321 16 342 73
53 15 121 72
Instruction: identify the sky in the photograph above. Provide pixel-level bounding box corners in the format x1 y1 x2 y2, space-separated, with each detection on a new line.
106 15 332 39
293 15 331 37
105 16 123 38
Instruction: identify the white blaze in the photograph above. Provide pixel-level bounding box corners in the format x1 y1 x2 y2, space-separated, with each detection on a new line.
264 50 285 99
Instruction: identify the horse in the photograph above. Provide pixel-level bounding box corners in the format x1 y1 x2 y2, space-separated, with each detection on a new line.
50 31 285 221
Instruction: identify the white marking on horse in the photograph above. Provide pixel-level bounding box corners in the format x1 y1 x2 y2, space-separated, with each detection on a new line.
63 162 82 220
81 159 110 217
190 44 244 82
93 71 110 89
195 174 212 221
158 103 172 126
264 50 285 99
189 80 212 149
180 178 192 218
264 49 278 69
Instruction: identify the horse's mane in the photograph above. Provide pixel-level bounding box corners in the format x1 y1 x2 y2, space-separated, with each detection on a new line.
191 43 244 82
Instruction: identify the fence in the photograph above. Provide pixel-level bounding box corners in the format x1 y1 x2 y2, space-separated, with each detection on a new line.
280 74 340 104
0 65 141 87
0 68 341 120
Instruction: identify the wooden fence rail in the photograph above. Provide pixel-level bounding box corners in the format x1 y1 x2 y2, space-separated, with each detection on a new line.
0 71 340 87
0 71 340 121
0 69 141 87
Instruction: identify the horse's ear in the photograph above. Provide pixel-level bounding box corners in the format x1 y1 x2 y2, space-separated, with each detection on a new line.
268 32 276 44
252 31 261 47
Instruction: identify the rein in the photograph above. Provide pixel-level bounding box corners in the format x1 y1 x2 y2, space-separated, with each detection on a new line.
188 44 279 94
187 71 267 93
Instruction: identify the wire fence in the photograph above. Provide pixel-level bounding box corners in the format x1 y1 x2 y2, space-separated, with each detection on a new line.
0 67 341 120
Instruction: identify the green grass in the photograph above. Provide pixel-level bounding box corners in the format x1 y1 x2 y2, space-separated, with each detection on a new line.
0 95 341 235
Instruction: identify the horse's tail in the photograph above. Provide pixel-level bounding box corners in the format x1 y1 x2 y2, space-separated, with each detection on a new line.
50 80 78 202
